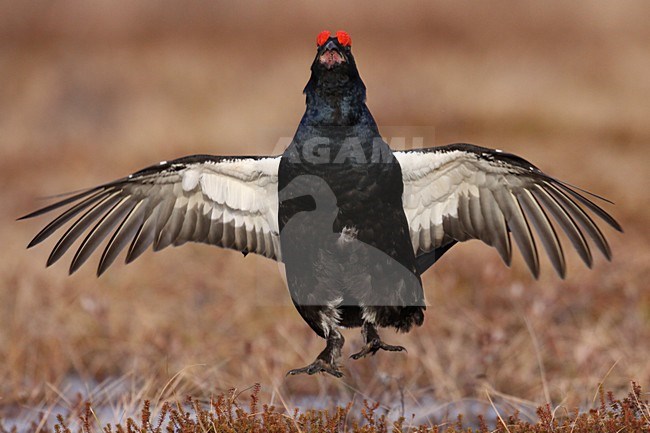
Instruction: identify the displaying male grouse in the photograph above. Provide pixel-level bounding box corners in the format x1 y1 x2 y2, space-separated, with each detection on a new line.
21 30 622 378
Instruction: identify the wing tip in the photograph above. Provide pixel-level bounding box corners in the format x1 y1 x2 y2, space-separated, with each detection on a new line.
530 266 540 280
46 251 60 268
554 182 623 233
26 238 40 249
96 265 108 278
18 205 62 221
604 250 613 262
69 259 83 275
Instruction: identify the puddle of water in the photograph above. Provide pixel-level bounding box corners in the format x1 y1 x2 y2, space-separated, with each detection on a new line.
1 375 537 432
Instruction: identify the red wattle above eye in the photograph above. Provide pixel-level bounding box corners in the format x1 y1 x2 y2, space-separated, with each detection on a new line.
316 30 331 46
336 31 351 47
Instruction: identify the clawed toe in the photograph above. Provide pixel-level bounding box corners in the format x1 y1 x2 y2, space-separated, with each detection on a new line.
286 359 343 378
350 339 407 360
381 343 406 353
287 331 345 378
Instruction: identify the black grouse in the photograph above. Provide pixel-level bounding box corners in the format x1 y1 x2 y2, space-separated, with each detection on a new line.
21 30 622 378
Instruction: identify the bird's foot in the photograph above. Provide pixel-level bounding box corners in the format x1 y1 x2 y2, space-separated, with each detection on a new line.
286 358 343 378
350 338 406 360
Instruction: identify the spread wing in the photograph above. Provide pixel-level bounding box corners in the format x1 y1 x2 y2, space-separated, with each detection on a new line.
20 155 281 275
395 143 622 278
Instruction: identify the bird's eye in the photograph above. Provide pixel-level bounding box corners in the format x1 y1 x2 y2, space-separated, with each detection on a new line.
316 30 331 47
336 31 351 47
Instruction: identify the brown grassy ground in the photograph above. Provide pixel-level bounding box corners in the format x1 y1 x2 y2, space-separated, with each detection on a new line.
11 384 650 433
1 0 649 428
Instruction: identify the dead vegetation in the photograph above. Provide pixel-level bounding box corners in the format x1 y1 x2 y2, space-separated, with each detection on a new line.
3 383 649 433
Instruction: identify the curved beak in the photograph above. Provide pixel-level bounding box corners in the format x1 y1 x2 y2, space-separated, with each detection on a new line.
322 40 338 52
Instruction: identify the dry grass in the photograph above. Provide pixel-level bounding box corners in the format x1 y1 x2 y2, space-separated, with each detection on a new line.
3 383 649 432
1 1 649 430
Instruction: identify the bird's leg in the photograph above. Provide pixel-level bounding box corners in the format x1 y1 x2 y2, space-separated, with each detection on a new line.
350 321 406 360
286 330 344 378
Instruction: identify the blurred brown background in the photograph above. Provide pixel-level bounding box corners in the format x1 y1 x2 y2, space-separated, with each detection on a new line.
1 0 649 421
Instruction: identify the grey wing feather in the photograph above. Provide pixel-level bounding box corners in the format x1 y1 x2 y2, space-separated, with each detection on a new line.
21 155 281 276
396 143 621 278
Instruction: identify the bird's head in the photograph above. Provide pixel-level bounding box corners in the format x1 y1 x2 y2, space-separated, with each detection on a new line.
314 30 352 71
305 30 364 96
